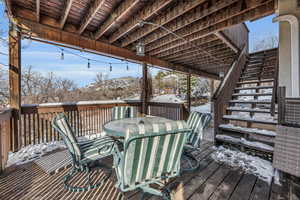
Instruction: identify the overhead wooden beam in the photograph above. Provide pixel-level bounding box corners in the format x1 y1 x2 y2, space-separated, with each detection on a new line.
13 9 219 80
78 0 106 34
59 0 74 29
109 0 173 43
94 0 144 40
126 0 239 48
181 52 235 64
121 0 208 47
145 0 274 56
215 31 239 53
149 35 218 57
161 42 229 61
170 48 234 63
36 0 40 22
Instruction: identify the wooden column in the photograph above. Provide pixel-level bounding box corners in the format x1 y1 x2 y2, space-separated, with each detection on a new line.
9 24 21 151
187 73 191 112
141 63 148 115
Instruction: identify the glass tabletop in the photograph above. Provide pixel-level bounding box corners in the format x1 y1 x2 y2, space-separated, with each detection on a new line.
103 116 173 137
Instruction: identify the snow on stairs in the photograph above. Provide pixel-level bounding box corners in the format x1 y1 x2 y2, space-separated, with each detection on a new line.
216 48 278 160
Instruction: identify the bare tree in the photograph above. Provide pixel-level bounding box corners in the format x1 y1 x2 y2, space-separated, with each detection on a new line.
0 65 8 107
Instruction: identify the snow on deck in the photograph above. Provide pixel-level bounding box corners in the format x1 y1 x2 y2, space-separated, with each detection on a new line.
216 135 274 152
6 133 104 167
223 114 277 123
191 102 211 113
211 146 277 183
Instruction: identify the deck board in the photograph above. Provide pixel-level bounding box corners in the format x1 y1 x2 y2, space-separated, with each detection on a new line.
0 142 290 200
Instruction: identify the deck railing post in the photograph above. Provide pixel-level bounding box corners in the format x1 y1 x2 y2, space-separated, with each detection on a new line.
187 73 191 113
141 63 149 115
9 23 21 151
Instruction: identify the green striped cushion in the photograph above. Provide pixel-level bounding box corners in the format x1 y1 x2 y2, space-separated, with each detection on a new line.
121 120 189 188
52 114 81 160
186 112 212 147
112 106 135 121
79 136 115 164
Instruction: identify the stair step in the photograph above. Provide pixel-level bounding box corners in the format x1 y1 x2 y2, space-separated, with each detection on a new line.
240 74 274 79
232 92 272 96
235 86 273 90
229 100 271 104
243 70 275 76
240 76 274 81
237 79 274 85
227 107 271 113
223 115 277 125
215 134 274 153
219 124 276 137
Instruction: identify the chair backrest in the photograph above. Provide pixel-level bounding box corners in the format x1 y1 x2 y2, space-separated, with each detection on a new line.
112 106 136 121
52 113 81 162
186 111 212 147
119 120 189 190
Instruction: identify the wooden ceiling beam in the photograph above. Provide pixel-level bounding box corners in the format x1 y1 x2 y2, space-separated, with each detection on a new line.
4 0 13 17
128 0 240 48
78 0 106 35
59 0 74 29
36 0 40 22
120 0 209 47
94 0 144 40
182 54 235 65
171 49 235 63
145 0 274 55
109 0 173 44
13 8 219 80
160 41 227 60
214 31 239 53
148 35 218 56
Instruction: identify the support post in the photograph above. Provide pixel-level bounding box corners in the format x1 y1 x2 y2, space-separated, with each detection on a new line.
141 63 148 115
9 24 21 151
187 73 191 112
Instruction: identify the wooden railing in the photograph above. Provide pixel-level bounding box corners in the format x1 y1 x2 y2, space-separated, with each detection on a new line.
278 87 300 127
212 46 247 139
271 49 279 116
0 109 12 173
8 100 187 151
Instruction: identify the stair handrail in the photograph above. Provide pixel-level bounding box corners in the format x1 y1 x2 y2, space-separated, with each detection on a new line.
212 45 247 141
270 48 279 116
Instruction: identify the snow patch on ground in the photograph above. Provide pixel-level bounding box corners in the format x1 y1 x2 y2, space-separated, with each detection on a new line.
211 146 277 183
191 102 211 113
150 94 185 103
6 132 105 167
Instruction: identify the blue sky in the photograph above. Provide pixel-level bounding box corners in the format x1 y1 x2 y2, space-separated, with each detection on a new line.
0 2 278 87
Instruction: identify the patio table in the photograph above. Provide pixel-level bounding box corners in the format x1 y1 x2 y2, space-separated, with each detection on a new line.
103 116 174 138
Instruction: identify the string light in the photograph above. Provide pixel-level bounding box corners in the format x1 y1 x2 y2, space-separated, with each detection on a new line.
109 63 112 72
87 59 90 68
126 62 129 71
60 49 64 60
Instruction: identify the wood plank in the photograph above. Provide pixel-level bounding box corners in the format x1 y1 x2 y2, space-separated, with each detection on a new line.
209 169 244 200
109 0 173 43
215 31 239 53
36 0 40 22
94 0 144 40
229 174 257 200
189 166 231 200
250 178 271 200
59 0 74 29
78 0 106 34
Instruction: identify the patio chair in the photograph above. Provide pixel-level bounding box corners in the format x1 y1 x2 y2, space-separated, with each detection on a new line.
182 111 212 171
112 120 190 199
52 113 116 192
111 106 136 121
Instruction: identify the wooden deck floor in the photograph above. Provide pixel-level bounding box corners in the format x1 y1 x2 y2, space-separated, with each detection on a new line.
0 142 291 200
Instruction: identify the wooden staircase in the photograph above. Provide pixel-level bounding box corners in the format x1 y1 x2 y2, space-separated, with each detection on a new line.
215 48 278 160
